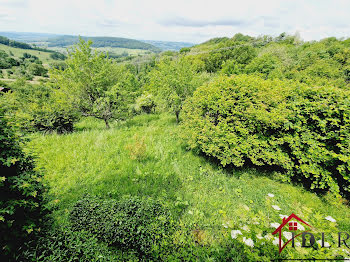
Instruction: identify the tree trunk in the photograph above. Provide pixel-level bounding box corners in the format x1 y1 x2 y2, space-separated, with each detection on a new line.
175 111 180 123
104 118 110 129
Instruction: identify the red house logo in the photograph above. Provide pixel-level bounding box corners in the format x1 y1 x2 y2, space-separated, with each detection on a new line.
272 213 312 253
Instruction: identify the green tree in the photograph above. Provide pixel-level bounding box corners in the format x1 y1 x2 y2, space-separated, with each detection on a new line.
245 53 279 78
147 57 206 122
27 63 48 77
51 39 138 128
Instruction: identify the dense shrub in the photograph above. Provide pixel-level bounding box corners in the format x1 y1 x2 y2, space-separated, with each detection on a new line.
134 92 155 113
69 195 175 257
0 50 19 69
68 195 253 260
27 62 48 77
49 61 67 70
181 74 350 198
20 226 121 262
1 80 78 133
0 108 47 261
49 52 66 60
245 53 280 78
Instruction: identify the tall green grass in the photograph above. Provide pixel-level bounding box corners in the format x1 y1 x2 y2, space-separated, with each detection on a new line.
25 113 350 239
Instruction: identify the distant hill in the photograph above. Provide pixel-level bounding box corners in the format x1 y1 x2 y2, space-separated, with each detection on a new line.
0 32 58 42
47 35 161 52
0 32 194 51
0 35 33 50
141 40 194 51
0 35 64 56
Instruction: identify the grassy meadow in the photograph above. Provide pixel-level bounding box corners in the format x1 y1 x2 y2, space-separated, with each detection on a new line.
0 44 55 64
24 113 350 259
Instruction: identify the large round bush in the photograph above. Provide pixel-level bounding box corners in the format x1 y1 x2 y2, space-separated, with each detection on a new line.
181 74 350 198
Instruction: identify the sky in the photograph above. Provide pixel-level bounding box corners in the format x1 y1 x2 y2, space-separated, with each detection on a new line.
0 0 350 43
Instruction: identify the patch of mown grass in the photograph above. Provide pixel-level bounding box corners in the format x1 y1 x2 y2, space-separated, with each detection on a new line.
25 113 350 259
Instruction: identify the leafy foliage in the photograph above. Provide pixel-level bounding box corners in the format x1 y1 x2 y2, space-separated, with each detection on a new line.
0 108 47 261
69 195 175 258
26 114 350 261
147 57 208 122
1 80 78 133
0 50 19 69
51 39 139 128
181 74 350 198
21 226 121 262
134 92 155 114
4 32 350 260
49 52 66 60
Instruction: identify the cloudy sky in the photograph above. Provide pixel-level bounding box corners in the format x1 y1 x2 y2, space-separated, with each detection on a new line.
0 0 349 43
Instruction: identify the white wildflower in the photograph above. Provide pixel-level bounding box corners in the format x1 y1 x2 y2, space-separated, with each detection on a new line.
253 221 259 225
241 225 250 232
273 237 283 246
264 234 273 240
188 210 193 215
243 237 254 247
325 216 336 223
295 241 301 247
279 214 288 219
256 233 263 240
272 205 281 211
267 193 275 198
222 223 228 228
283 231 293 240
231 230 242 239
297 222 305 231
270 222 280 229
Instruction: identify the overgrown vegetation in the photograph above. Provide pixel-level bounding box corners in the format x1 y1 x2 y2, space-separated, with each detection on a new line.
182 74 350 198
0 108 47 261
0 51 48 80
70 195 175 258
146 57 209 122
1 80 77 133
24 114 350 261
51 39 139 128
2 33 350 261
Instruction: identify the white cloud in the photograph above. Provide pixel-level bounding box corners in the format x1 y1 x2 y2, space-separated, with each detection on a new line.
0 0 349 43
